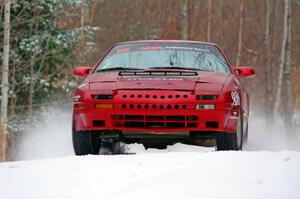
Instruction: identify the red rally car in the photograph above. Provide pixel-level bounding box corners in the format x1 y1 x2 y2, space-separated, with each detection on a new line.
72 40 255 155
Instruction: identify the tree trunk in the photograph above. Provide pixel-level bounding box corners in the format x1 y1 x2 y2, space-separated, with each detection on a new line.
180 0 188 40
264 0 273 122
236 0 244 66
28 1 39 130
274 0 290 117
207 0 212 42
281 0 294 137
0 0 11 162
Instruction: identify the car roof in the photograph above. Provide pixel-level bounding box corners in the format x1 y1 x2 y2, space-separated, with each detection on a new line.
115 39 218 47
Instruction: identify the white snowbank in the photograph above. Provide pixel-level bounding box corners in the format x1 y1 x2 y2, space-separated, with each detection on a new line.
1 149 299 199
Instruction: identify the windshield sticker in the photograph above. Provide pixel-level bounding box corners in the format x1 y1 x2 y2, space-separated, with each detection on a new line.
116 48 130 53
139 46 164 50
165 46 210 52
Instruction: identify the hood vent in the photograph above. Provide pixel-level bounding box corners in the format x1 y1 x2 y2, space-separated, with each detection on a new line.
119 71 197 76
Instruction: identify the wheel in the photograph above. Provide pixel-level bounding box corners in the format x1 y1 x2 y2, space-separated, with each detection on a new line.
244 124 249 143
72 120 101 155
216 111 243 151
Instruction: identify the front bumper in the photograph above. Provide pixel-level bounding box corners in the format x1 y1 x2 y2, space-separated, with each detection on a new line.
73 90 239 133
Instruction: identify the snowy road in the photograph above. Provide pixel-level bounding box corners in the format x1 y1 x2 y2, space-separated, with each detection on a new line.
1 111 299 199
1 144 299 199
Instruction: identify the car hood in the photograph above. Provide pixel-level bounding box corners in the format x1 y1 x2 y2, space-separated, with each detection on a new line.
87 71 230 92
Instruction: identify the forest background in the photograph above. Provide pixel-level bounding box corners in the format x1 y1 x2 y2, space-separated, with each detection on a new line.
0 0 300 161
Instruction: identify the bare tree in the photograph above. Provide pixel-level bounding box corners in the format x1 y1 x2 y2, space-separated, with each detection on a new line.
180 0 188 40
274 0 290 117
236 0 244 66
265 0 273 122
0 0 11 162
281 0 294 135
207 0 212 42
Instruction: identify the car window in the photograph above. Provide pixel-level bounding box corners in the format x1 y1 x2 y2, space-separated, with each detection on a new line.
95 42 231 73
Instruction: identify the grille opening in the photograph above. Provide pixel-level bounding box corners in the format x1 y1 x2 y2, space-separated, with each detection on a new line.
122 104 126 109
145 95 150 98
183 95 188 98
174 105 179 109
130 95 135 98
137 104 142 109
152 105 157 109
125 121 144 128
146 115 165 120
93 95 113 100
129 104 134 109
167 105 172 109
145 122 165 128
138 94 142 98
182 105 187 109
123 121 195 128
166 115 185 121
197 95 219 100
113 115 199 129
145 104 149 109
168 95 173 99
159 105 164 109
165 122 185 128
175 95 180 98
93 120 105 127
123 95 127 98
125 115 144 120
206 121 218 128
187 123 198 128
153 95 157 99
160 96 165 99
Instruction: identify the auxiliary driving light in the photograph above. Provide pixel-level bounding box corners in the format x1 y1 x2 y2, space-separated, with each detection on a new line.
196 104 215 110
95 104 113 109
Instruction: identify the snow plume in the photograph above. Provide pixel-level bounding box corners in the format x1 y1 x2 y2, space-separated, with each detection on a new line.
245 110 300 151
16 106 74 160
13 105 299 160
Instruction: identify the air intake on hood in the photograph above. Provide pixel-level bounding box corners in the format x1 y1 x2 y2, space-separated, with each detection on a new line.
119 71 197 76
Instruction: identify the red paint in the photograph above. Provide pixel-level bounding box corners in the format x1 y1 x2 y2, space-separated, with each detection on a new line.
73 40 255 138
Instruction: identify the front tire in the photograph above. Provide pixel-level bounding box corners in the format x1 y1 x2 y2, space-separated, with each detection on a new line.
216 112 243 151
72 121 101 155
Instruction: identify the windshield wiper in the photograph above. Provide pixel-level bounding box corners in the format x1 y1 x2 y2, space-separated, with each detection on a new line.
148 66 207 71
96 67 142 73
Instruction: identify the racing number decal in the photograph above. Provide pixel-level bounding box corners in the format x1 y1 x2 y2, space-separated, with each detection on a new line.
231 90 240 106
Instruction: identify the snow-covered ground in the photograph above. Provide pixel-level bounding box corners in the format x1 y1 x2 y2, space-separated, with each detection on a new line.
1 109 299 199
0 145 299 199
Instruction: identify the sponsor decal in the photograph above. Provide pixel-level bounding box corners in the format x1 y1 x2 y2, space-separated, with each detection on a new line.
116 48 130 53
139 46 163 50
165 46 210 52
231 90 240 106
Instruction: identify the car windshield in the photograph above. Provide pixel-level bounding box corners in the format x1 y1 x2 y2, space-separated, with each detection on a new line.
95 42 231 73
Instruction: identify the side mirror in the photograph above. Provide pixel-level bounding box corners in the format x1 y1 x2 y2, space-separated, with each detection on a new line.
73 67 92 78
233 67 255 78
